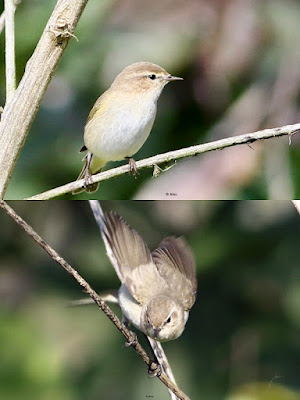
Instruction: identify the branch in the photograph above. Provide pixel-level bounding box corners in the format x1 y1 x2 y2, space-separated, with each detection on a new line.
0 200 190 400
26 122 300 200
0 10 5 37
4 0 17 103
0 0 89 199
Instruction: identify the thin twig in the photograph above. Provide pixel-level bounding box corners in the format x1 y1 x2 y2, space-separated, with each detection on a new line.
0 200 190 400
0 10 5 36
292 200 300 214
25 123 300 200
0 0 89 199
4 0 17 103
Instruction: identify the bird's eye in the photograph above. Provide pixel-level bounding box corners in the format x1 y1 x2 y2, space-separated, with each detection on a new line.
148 74 156 80
166 317 171 324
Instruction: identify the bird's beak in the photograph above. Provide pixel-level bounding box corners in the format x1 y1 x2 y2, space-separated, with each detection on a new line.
153 328 160 338
165 75 183 82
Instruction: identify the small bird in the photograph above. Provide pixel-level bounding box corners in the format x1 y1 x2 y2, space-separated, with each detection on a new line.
73 62 183 194
89 201 197 342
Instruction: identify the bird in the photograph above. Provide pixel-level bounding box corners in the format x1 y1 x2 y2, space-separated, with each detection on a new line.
89 201 197 342
73 62 183 194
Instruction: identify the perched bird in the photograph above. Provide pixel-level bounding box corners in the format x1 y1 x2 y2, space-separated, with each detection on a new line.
73 62 183 194
89 201 197 342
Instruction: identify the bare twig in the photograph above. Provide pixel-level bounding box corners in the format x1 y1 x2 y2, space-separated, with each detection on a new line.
0 0 89 199
292 200 300 214
0 200 190 400
25 123 300 200
0 10 5 36
67 291 119 306
4 0 17 102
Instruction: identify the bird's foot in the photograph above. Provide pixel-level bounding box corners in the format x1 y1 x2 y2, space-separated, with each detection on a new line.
83 169 99 193
148 361 162 378
126 157 138 176
83 168 93 188
125 330 138 347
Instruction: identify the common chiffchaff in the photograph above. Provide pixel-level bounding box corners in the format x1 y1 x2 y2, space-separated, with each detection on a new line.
89 201 197 342
73 62 183 194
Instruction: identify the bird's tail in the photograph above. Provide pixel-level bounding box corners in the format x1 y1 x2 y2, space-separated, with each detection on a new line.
147 337 178 399
72 152 100 194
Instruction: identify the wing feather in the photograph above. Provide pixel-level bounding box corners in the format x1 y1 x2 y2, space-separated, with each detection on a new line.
152 237 197 309
89 201 165 303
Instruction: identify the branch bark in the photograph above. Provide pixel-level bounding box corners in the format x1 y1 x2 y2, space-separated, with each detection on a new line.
0 0 89 199
25 122 300 200
0 200 191 400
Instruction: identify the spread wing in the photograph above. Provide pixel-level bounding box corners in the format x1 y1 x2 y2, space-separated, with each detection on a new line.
152 237 197 310
89 201 167 304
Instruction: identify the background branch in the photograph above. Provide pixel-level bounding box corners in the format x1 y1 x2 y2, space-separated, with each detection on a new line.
4 0 18 102
25 122 300 200
0 200 190 400
0 0 89 199
0 10 5 35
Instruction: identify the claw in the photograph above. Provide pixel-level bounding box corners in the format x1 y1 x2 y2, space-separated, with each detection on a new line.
125 331 138 347
126 157 138 176
148 361 162 378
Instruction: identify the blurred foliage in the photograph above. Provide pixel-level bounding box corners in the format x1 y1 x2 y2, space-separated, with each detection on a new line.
227 382 300 400
0 200 299 399
0 0 299 199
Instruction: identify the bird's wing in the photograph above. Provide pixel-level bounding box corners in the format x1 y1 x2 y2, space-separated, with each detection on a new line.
89 201 166 304
85 94 104 125
152 237 197 310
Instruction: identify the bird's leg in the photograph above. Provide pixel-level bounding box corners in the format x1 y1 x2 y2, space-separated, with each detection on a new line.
123 321 161 376
148 360 162 378
144 334 162 377
123 317 138 347
83 152 94 188
126 157 138 176
81 153 100 193
83 168 94 189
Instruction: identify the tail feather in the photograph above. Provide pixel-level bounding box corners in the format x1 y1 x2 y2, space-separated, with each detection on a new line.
72 152 100 194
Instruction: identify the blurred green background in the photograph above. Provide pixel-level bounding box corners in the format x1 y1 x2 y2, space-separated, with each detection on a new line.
0 0 299 199
0 200 299 399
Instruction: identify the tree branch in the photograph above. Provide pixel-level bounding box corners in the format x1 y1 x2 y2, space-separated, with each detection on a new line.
4 0 17 102
0 10 5 36
25 122 300 200
0 200 191 400
0 0 89 199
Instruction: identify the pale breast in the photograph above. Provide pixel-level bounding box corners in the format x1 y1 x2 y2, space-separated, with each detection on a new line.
118 284 144 330
84 92 157 163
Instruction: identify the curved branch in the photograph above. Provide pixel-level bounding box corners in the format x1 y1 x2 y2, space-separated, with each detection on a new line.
0 0 89 198
0 200 190 400
26 122 300 200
